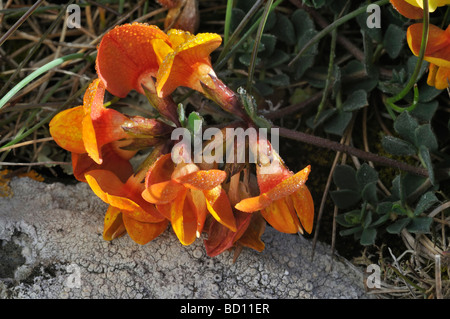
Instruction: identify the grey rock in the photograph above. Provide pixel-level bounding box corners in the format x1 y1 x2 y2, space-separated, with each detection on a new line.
0 177 369 299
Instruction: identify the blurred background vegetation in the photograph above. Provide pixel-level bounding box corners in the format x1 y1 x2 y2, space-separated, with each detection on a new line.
0 0 448 298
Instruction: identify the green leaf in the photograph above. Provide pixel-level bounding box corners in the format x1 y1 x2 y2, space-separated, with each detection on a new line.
418 84 443 103
340 226 363 237
265 49 290 69
383 24 405 59
406 217 433 233
377 201 394 215
187 112 203 135
410 101 439 122
415 124 438 152
230 8 246 32
362 182 378 205
238 53 261 67
341 90 368 112
357 163 379 188
371 212 391 228
341 60 379 92
306 108 336 129
178 103 186 127
360 227 377 246
333 165 358 191
419 145 435 185
292 27 318 80
292 9 315 37
263 73 290 87
394 111 419 144
271 12 296 45
259 34 277 58
301 0 326 8
336 210 361 227
330 189 361 209
323 111 352 136
414 191 439 216
386 217 411 234
363 209 373 228
382 136 416 156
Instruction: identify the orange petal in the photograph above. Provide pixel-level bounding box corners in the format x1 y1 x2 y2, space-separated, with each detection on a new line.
156 32 222 97
82 80 129 164
71 147 134 184
145 153 175 187
156 203 172 220
189 189 207 235
265 165 311 202
82 79 103 112
85 170 164 223
204 210 253 257
176 169 227 190
433 65 450 89
404 0 450 11
237 212 266 252
96 23 170 97
204 186 236 232
122 214 168 245
407 23 450 68
234 193 273 213
49 106 85 154
390 0 424 19
256 158 293 194
85 169 123 203
261 199 300 234
103 206 126 241
291 185 315 234
167 29 195 48
142 180 184 204
171 188 198 245
176 32 222 68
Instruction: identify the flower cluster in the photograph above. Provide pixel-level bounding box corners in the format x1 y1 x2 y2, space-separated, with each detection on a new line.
390 0 450 89
49 23 314 258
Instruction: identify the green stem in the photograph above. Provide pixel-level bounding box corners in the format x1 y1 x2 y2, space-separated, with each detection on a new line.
0 53 85 110
224 0 234 46
315 19 337 122
385 0 429 117
216 0 263 66
215 0 283 71
288 0 390 67
247 0 274 93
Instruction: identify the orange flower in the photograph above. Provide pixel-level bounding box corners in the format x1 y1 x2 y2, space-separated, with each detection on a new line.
204 172 265 257
390 0 424 19
427 63 450 89
96 23 170 98
142 153 236 245
154 29 222 97
50 79 133 164
407 23 450 89
49 79 137 182
235 143 314 234
85 169 168 245
390 0 450 19
154 29 250 120
403 0 450 11
96 23 180 125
